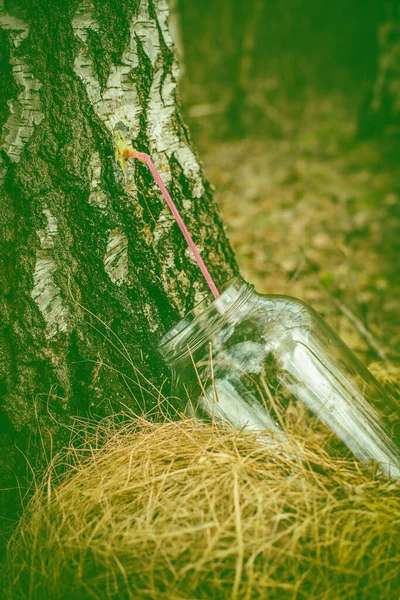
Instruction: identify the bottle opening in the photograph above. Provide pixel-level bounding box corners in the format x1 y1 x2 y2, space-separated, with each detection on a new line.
158 276 254 366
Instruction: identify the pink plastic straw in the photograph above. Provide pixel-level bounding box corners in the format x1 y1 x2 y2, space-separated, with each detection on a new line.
126 149 220 299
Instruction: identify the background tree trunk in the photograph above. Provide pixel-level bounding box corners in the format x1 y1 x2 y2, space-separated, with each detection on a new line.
358 2 400 137
0 0 237 546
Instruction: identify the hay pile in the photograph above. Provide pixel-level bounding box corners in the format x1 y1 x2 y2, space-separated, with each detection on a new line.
6 418 400 600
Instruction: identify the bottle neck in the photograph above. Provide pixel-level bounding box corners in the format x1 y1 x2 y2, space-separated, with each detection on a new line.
158 276 255 368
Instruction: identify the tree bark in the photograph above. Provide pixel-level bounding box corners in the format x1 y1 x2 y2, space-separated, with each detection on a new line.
0 0 237 542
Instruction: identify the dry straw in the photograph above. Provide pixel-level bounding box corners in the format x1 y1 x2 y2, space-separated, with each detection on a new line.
6 415 400 600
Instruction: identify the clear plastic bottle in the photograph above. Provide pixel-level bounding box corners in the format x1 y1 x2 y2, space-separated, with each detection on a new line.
159 277 400 478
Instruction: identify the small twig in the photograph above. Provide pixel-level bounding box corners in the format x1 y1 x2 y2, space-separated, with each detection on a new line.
330 296 390 364
300 251 390 364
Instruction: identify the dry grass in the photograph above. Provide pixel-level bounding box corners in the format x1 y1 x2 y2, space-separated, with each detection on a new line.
6 416 400 600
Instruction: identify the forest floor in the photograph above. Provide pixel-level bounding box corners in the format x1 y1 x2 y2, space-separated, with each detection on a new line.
188 92 400 381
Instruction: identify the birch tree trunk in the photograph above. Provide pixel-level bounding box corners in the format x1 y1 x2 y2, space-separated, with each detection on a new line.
0 0 237 541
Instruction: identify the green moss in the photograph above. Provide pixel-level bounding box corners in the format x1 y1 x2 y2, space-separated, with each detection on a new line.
134 36 154 107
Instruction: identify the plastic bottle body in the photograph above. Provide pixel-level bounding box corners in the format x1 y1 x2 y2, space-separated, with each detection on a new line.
159 278 400 477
